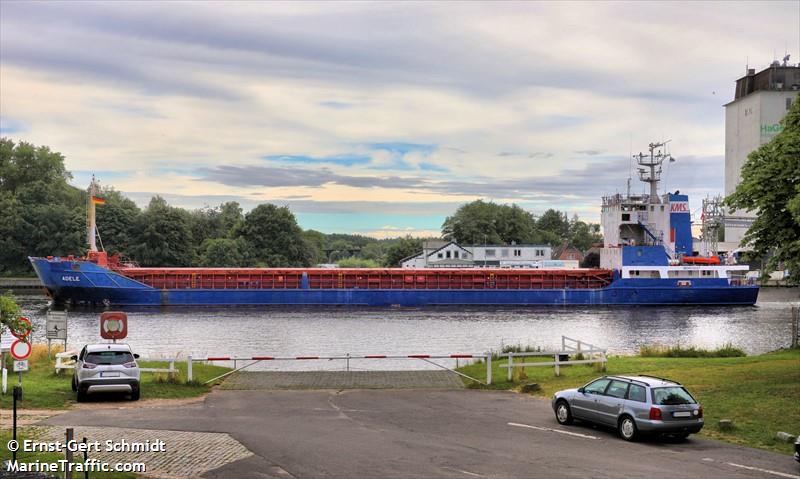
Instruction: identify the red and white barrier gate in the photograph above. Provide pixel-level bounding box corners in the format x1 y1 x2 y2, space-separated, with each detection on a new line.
187 353 493 385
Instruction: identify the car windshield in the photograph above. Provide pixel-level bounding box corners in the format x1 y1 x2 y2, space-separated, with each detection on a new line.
652 387 696 405
85 351 134 365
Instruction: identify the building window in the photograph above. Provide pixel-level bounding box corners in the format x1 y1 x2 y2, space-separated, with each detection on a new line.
622 213 630 221
437 253 443 258
514 249 521 257
454 251 459 259
660 205 664 211
501 249 509 257
446 251 451 259
485 249 495 257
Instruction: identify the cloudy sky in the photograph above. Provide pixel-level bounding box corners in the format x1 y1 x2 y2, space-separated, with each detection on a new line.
1 1 798 237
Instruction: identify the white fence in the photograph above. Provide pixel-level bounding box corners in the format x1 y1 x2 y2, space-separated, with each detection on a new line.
54 351 179 375
499 336 607 379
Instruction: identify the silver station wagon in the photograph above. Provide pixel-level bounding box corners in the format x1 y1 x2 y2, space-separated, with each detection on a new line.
552 375 703 441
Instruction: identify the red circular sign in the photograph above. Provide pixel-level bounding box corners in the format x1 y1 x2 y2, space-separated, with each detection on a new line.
11 317 31 339
10 340 31 360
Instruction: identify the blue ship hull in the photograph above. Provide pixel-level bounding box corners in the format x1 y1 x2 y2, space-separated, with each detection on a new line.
29 257 759 307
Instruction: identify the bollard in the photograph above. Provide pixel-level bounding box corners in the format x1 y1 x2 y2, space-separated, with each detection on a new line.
792 306 798 348
12 385 21 464
65 428 74 479
486 352 493 385
554 354 560 377
82 437 89 479
507 354 513 382
187 355 193 382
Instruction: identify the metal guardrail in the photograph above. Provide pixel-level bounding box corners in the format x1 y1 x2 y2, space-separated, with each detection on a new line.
499 336 607 379
188 353 493 385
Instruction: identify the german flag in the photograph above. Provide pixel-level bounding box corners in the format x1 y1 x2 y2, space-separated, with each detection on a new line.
91 196 106 205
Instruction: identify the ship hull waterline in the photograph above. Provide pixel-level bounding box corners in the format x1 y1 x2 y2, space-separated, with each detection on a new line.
30 257 759 307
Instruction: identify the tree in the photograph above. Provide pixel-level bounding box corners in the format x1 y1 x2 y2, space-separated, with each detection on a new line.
725 99 800 283
0 292 31 337
0 138 85 275
537 209 570 241
442 200 537 245
234 204 314 267
95 187 141 255
337 257 380 268
189 201 244 249
129 196 195 266
580 251 600 268
302 230 327 264
383 236 423 267
569 218 602 252
198 238 253 267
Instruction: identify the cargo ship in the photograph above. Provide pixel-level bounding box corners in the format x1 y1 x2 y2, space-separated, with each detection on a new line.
29 143 759 307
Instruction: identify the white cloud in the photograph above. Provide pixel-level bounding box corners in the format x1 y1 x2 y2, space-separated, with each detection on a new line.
1 1 797 233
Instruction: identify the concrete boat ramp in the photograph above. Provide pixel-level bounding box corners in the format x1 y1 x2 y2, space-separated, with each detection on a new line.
220 370 466 390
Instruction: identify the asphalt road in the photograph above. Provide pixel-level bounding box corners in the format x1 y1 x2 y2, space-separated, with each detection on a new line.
44 389 799 479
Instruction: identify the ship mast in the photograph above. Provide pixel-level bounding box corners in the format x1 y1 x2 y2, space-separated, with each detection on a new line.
634 141 672 203
87 176 99 252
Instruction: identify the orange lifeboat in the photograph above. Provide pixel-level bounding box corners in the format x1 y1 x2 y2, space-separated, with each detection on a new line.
682 256 720 265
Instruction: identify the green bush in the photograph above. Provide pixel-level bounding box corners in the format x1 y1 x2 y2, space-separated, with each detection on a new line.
638 343 746 358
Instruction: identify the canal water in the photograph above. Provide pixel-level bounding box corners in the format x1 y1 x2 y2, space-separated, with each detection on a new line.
12 289 799 371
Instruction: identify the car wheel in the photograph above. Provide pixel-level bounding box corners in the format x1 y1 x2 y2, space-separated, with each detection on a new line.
618 415 638 441
555 400 574 425
76 387 87 403
130 385 140 401
71 376 77 392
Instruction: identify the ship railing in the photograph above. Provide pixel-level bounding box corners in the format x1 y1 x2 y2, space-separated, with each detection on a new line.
188 353 494 385
499 336 607 379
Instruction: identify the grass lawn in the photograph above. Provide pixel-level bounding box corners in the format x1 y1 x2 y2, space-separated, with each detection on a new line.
457 348 800 455
0 349 231 410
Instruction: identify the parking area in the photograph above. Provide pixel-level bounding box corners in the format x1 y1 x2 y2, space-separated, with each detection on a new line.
43 389 799 479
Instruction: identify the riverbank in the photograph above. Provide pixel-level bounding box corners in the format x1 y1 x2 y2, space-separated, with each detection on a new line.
456 348 800 455
0 352 229 410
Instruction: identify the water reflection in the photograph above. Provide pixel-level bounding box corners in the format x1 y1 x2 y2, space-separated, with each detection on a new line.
13 294 796 371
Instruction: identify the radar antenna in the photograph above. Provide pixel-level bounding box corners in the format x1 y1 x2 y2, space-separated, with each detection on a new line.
634 141 673 204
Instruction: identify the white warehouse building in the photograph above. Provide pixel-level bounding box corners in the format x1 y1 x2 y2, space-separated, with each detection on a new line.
400 240 552 268
722 59 799 249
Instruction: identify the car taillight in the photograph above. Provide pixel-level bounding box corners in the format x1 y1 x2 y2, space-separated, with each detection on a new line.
123 361 136 368
83 362 98 369
649 407 662 420
697 406 703 418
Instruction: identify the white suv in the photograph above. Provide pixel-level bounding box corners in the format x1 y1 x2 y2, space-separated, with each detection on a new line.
71 344 141 401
